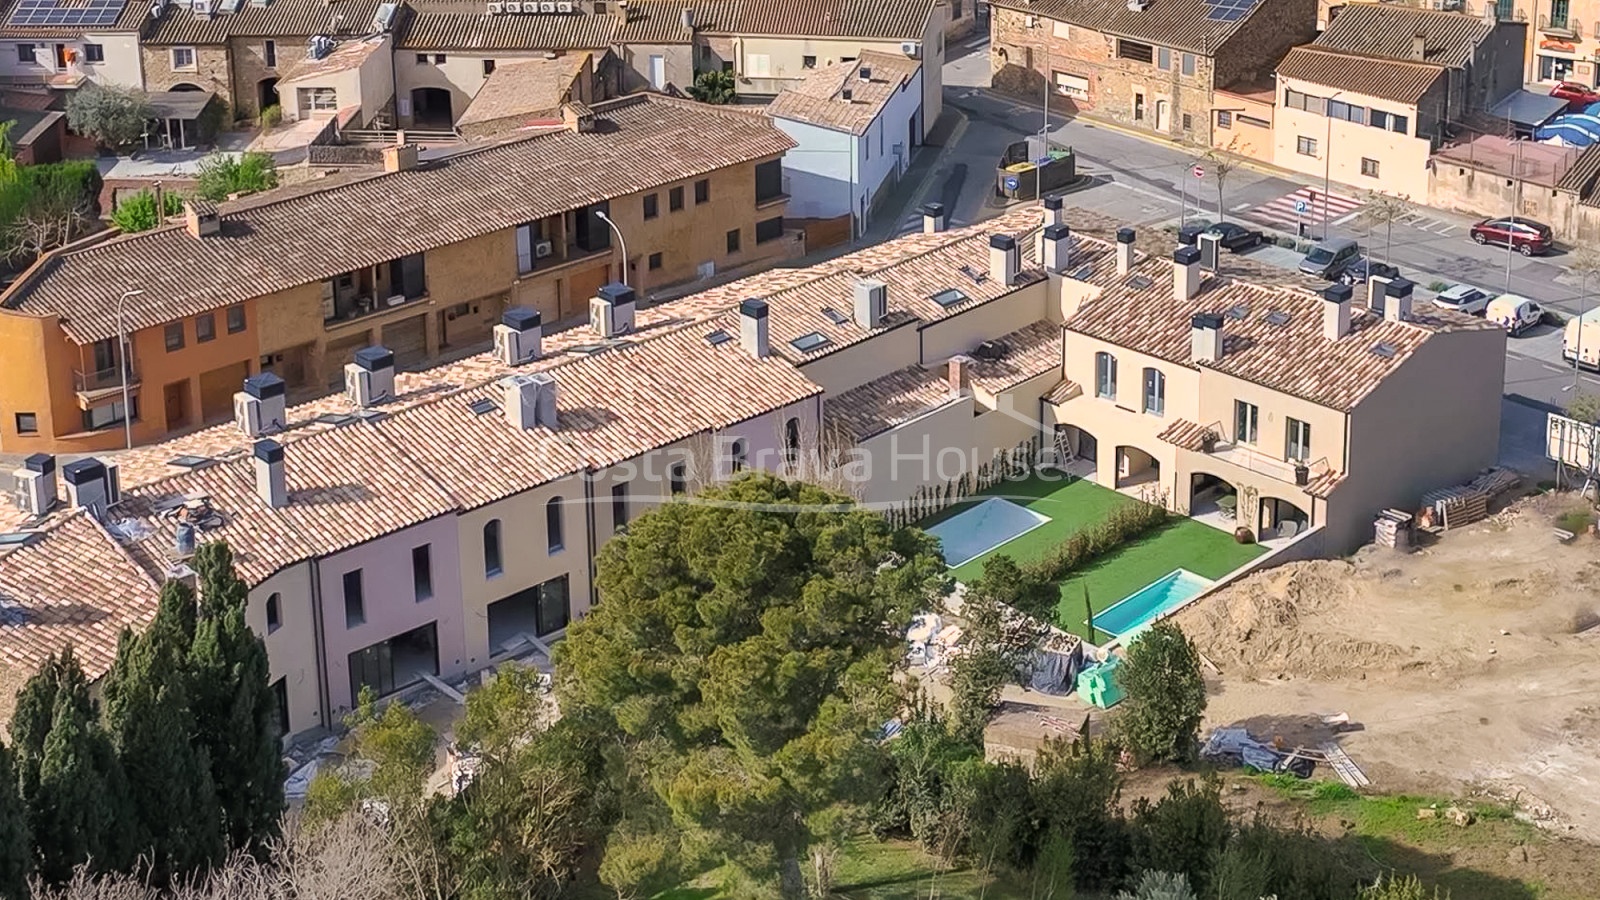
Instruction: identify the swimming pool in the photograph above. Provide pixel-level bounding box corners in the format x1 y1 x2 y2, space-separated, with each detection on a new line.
926 497 1052 568
1091 568 1214 639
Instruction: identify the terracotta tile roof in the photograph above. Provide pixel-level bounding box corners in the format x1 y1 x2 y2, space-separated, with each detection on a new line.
696 0 935 40
1316 3 1496 69
965 320 1062 395
143 0 388 43
1 94 795 345
1042 378 1081 405
1557 143 1600 195
989 0 1262 56
1065 239 1496 411
825 364 952 442
1276 46 1444 104
1156 418 1213 451
767 51 921 136
456 55 588 132
0 512 161 679
0 0 143 37
1304 467 1346 498
279 34 387 83
396 1 687 50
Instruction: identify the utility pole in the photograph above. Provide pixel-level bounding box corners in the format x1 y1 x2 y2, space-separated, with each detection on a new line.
115 289 145 451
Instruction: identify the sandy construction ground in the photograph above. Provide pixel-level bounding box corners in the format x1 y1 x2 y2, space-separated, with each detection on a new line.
1173 497 1600 841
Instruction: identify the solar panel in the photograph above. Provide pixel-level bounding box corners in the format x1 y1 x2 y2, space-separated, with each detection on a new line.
167 454 214 469
1227 304 1249 320
8 0 124 28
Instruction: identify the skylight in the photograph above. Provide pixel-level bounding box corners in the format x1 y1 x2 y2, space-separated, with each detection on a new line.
820 307 851 326
314 413 358 427
0 532 38 548
1127 275 1154 290
705 329 733 346
167 455 214 469
1226 305 1249 320
1070 264 1094 281
930 288 970 309
1370 342 1397 358
790 332 832 353
1265 311 1291 327
468 398 498 415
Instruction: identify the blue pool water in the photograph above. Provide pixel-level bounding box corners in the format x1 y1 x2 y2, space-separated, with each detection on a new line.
1092 569 1215 638
926 497 1051 568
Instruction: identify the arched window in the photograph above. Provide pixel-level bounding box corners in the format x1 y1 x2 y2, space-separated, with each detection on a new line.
1095 351 1118 400
784 417 801 467
1142 367 1165 416
546 497 564 553
483 519 502 576
730 438 748 472
265 593 281 633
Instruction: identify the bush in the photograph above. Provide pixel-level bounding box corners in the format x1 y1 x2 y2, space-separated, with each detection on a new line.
1556 509 1593 534
1427 280 1450 293
111 189 184 233
259 104 282 130
65 83 152 149
1213 814 1361 900
1112 622 1206 764
1115 870 1195 900
1274 235 1297 249
1357 873 1448 900
1030 736 1128 890
686 70 736 104
196 151 278 201
1028 500 1167 583
1128 777 1229 897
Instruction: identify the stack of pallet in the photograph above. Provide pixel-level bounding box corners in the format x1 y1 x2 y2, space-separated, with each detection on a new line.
1420 468 1518 530
1374 509 1414 549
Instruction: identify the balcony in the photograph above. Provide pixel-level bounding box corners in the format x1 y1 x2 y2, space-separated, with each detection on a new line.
1202 437 1333 490
1540 11 1581 37
74 360 138 404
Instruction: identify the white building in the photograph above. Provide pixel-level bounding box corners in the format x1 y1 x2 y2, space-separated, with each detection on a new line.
768 50 924 237
0 0 145 91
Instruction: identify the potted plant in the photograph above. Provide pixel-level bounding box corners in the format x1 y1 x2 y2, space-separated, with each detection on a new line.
1294 463 1310 486
1200 428 1219 453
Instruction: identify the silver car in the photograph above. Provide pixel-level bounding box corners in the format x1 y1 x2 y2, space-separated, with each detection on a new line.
1432 284 1493 316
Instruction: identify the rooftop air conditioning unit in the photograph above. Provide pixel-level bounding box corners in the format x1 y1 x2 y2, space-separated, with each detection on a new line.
901 40 920 57
534 239 553 258
556 0 573 10
486 1 502 11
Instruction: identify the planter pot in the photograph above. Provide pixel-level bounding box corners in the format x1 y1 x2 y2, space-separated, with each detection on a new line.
1201 436 1217 453
1234 527 1255 544
1294 464 1309 486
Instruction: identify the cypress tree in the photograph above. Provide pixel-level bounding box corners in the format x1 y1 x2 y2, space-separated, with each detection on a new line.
188 542 285 852
0 742 30 899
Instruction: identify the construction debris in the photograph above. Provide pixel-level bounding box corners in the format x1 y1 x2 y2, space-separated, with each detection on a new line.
1421 468 1521 530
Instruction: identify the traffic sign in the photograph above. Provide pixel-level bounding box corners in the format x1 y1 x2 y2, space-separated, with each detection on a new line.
1192 164 1205 179
1003 175 1020 191
1294 199 1310 214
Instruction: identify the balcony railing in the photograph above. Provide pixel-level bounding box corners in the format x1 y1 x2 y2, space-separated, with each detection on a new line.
74 360 137 394
1202 436 1333 488
1539 11 1581 36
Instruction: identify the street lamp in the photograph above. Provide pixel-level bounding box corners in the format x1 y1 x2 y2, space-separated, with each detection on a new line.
114 288 145 451
1321 91 1344 238
593 210 628 288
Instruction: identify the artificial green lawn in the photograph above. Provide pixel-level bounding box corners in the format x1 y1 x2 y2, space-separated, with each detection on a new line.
926 474 1266 640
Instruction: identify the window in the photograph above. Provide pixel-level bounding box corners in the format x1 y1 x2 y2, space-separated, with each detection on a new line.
746 52 771 76
1388 113 1408 135
1495 0 1513 18
171 47 195 70
648 251 662 270
1283 88 1326 115
273 677 289 736
1116 39 1153 63
729 438 747 472
1054 71 1089 98
1217 110 1232 129
596 1 606 11
1094 351 1117 400
755 216 783 244
16 43 33 64
669 185 684 211
1239 114 1270 128
343 570 364 627
14 413 36 434
1182 113 1192 131
226 304 246 334
611 483 628 532
1142 368 1165 416
754 158 783 203
1296 135 1317 157
483 519 503 576
726 228 741 254
83 397 135 431
195 312 215 342
416 53 429 63
264 39 276 67
1052 20 1070 37
1181 52 1195 76
1157 47 1171 70
671 462 688 494
721 60 734 73
434 54 447 64
298 86 337 112
1286 418 1312 463
412 545 433 601
1234 400 1259 445
784 416 800 467
546 497 564 552
1328 99 1364 124
643 192 659 219
83 43 104 63
265 593 281 633
1360 157 1380 178
483 59 496 76
694 178 710 204
1133 92 1145 121
534 575 570 635
803 55 816 68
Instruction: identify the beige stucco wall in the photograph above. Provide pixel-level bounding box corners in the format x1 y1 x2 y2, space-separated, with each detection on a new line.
1060 329 1199 490
798 322 921 395
1197 368 1349 475
921 281 1049 362
1272 76 1434 197
247 563 325 737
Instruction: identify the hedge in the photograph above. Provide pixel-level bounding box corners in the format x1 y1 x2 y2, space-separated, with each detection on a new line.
1026 499 1169 583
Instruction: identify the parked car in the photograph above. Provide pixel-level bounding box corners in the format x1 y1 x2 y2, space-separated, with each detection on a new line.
1470 217 1554 256
1297 237 1361 279
1486 294 1544 336
1176 218 1215 245
1337 257 1400 287
1432 283 1494 316
1563 307 1600 370
1202 222 1265 252
1550 80 1600 111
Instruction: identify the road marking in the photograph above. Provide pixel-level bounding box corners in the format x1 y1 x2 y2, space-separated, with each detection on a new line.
1231 202 1252 212
1332 210 1362 226
1244 186 1363 230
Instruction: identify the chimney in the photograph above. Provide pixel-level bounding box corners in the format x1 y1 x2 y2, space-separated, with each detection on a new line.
841 87 854 102
1041 223 1071 273
234 371 287 437
501 372 558 430
859 65 872 81
1190 313 1223 363
1483 0 1497 23
493 307 543 365
739 297 770 358
679 6 692 28
183 199 219 238
590 282 636 337
1173 246 1202 301
1410 31 1426 61
1116 227 1136 275
1322 282 1353 341
921 202 946 233
344 345 395 407
1041 194 1064 228
12 454 56 518
989 233 1019 286
562 102 595 132
253 439 288 508
1385 277 1414 322
152 181 166 225
947 354 971 396
853 278 887 329
382 142 419 173
62 458 115 515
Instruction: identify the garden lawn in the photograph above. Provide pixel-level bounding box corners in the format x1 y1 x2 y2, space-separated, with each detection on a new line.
933 474 1265 640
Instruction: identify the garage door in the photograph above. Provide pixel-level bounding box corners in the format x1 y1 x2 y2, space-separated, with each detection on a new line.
567 263 611 320
383 313 429 370
197 360 250 424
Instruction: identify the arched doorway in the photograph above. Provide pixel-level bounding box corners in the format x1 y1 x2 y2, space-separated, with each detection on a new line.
1258 496 1310 542
1189 472 1237 522
410 87 452 128
1114 445 1159 492
1051 424 1098 480
257 77 279 116
169 82 204 91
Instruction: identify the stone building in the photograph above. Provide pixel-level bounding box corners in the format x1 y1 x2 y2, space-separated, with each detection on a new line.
989 0 1316 145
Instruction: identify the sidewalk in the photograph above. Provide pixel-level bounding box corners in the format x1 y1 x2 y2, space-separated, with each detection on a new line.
859 106 971 245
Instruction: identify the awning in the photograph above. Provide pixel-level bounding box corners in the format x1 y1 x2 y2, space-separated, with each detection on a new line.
1491 90 1569 132
143 90 215 121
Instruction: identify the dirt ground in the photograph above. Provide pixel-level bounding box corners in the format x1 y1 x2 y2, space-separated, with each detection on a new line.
1172 496 1600 843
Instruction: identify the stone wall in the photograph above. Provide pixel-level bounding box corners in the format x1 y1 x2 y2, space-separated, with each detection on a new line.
142 43 233 109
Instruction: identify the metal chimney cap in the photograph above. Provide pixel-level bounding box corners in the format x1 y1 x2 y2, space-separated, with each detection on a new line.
1323 283 1354 303
989 233 1018 251
242 371 286 399
1116 227 1136 244
1385 277 1415 298
1191 312 1224 330
22 453 54 474
62 458 106 486
921 201 945 217
1042 223 1070 240
1174 246 1202 265
596 282 636 307
253 439 285 464
502 306 541 330
739 297 769 318
1042 195 1064 210
353 345 395 371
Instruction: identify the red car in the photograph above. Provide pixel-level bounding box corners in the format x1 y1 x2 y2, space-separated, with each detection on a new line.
1550 80 1600 111
1470 217 1554 256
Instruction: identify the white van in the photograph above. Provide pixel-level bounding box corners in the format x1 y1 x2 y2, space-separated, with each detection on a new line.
1486 294 1544 337
1564 307 1600 369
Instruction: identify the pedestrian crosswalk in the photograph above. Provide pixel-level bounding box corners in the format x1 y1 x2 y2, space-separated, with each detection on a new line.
1247 186 1363 231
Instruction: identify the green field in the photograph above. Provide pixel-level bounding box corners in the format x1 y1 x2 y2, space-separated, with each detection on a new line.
926 474 1265 639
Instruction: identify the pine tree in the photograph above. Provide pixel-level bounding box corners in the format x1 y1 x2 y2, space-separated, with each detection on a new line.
0 742 31 899
188 542 285 852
